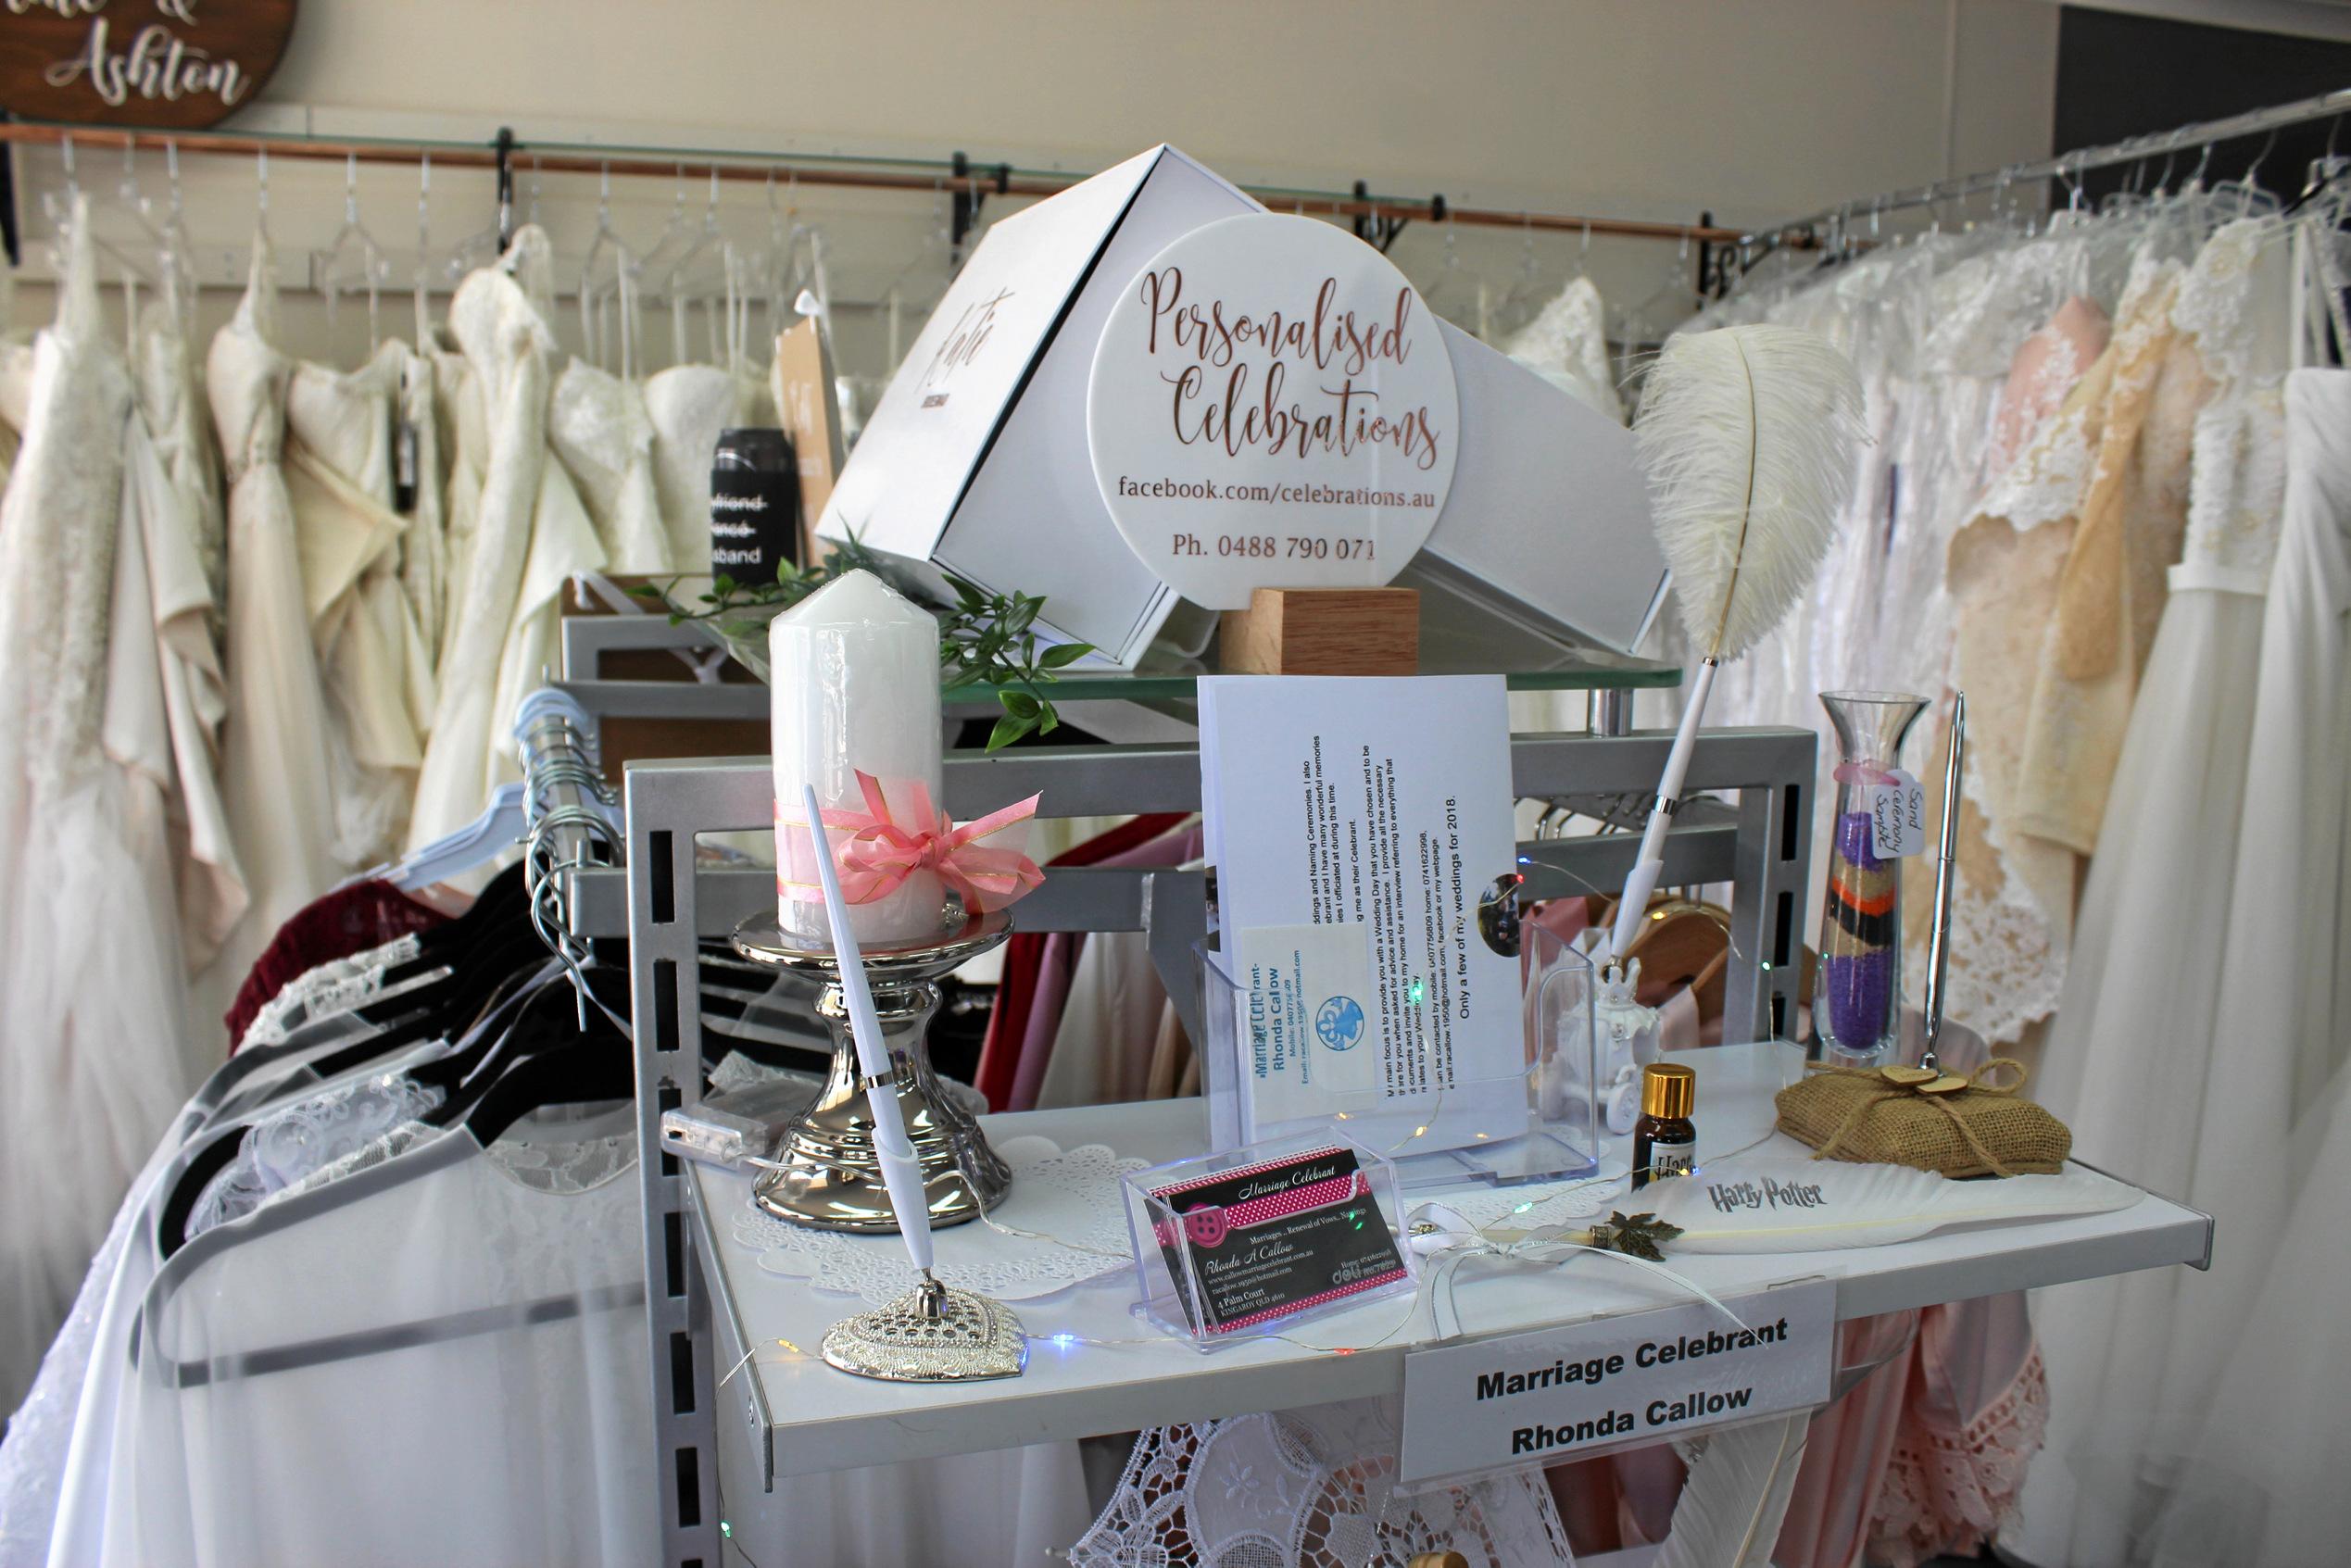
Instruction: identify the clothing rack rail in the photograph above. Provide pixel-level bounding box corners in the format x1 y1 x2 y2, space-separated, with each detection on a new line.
1724 83 2351 290
0 116 1742 270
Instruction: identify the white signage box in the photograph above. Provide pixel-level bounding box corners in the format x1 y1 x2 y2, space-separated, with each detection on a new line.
818 144 1667 668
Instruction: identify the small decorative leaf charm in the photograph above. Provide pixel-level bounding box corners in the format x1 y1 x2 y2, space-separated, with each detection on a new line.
1588 1210 1685 1262
1880 1064 1937 1086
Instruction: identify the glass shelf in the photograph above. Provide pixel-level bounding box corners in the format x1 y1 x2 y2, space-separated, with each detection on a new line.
937 643 1678 707
699 573 1680 707
708 610 1677 704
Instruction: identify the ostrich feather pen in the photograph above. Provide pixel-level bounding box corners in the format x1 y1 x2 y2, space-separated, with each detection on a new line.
1605 325 1864 963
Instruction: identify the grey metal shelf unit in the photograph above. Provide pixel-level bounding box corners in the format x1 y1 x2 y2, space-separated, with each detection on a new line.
565 719 1816 1568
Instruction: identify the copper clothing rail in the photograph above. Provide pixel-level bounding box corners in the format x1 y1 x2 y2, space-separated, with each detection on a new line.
0 118 1745 247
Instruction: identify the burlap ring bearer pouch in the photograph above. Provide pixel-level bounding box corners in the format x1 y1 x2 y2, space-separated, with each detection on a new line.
1774 1060 2070 1178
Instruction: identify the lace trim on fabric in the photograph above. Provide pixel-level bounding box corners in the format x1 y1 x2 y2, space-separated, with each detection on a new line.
2170 219 2275 394
188 1071 446 1236
1868 1346 2049 1568
235 933 426 1050
1071 1403 1576 1568
485 1128 635 1196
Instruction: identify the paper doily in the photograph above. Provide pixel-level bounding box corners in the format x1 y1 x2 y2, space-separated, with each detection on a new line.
730 1135 1148 1303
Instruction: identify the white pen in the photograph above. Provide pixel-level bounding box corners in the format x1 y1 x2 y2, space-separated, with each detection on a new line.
801 784 936 1275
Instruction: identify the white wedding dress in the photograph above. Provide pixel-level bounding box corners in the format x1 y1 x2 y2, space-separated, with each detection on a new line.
550 356 672 573
2010 214 2308 1568
100 1099 653 1568
129 299 244 972
0 202 202 1417
1506 275 1624 424
408 228 609 851
2136 362 2351 1568
197 236 347 1023
284 340 434 866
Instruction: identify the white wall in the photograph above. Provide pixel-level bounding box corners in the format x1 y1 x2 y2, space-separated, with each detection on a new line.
11 0 2061 377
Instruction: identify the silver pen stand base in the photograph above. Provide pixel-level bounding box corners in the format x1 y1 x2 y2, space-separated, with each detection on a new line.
731 909 1014 1233
823 1273 1028 1383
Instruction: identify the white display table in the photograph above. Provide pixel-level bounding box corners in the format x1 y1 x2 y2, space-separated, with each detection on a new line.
690 1043 2211 1487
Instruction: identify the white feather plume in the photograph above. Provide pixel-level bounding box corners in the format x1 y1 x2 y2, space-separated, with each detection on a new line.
1635 325 1865 660
1641 1157 2143 1251
1656 1413 1812 1568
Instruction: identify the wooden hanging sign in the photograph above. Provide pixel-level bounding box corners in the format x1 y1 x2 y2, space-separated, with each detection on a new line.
1 1 298 129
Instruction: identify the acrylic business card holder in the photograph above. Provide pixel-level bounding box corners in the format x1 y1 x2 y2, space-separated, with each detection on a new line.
1193 925 1600 1193
1120 1129 1416 1348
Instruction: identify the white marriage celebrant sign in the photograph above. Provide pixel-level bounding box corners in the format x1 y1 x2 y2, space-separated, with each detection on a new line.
1087 213 1461 609
1398 1280 1834 1486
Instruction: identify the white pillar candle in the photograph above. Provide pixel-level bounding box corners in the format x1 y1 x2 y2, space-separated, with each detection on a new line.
771 569 946 947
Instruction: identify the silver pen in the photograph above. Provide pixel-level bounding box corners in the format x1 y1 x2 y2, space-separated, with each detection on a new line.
1919 692 1965 1073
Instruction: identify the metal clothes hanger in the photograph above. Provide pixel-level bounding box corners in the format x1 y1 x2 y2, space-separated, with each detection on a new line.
2208 126 2284 219
879 178 957 331
656 166 730 369
44 133 160 299
1490 213 1545 340
630 162 698 365
158 141 199 337
109 138 176 285
579 162 639 376
412 152 435 345
1417 210 1471 328
2282 114 2350 216
793 221 834 340
316 151 391 350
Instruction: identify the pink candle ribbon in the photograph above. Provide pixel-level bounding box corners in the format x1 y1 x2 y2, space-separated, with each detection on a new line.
779 771 1043 913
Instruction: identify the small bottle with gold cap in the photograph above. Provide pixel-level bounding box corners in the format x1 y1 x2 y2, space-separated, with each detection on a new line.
1631 1062 1697 1190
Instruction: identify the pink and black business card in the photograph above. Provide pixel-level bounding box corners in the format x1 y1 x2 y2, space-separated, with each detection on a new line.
1150 1146 1408 1334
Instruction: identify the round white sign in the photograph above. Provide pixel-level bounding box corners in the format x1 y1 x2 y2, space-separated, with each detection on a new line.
1086 214 1460 609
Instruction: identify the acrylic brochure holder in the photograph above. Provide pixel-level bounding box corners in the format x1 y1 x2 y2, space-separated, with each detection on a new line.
1194 921 1600 1191
1121 1130 1416 1348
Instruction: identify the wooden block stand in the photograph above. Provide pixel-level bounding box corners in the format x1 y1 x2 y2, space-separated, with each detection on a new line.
1219 587 1420 675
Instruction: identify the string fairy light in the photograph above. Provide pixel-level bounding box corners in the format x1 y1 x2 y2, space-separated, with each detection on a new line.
719 1123 1788 1388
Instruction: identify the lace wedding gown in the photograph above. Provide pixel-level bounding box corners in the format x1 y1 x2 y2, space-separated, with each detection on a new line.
1917 243 2202 1051
1506 276 1624 424
2010 215 2307 1568
0 202 202 1416
550 356 672 573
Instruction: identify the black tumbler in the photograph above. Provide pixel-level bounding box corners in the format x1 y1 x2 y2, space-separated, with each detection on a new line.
709 427 800 581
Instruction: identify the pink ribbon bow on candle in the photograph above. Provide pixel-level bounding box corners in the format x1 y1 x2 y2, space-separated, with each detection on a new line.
792 771 1044 913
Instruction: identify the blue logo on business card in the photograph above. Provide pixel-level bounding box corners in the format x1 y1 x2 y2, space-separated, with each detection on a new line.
1316 996 1365 1051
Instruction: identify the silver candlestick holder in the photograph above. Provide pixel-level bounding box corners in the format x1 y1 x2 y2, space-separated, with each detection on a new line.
732 906 1014 1232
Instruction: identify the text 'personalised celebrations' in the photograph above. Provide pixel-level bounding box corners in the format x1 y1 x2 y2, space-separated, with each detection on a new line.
1087 213 1460 608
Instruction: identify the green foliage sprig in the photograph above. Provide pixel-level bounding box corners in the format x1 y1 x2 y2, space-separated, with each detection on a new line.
629 537 1093 753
